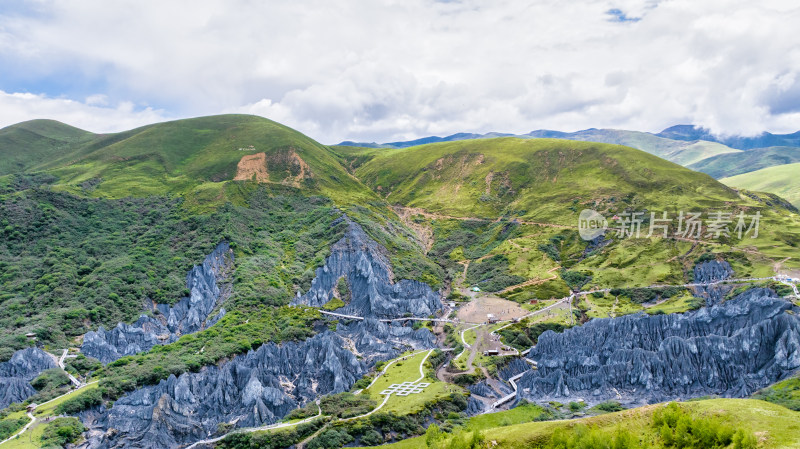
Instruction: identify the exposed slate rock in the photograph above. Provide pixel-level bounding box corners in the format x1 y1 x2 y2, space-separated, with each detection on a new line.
465 396 486 416
80 322 434 449
81 243 234 363
517 288 800 407
691 260 734 305
292 220 442 318
468 381 499 399
0 347 57 408
497 358 529 382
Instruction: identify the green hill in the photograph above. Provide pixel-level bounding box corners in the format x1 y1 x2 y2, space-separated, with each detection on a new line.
39 115 374 207
354 399 800 449
345 137 741 223
0 119 94 175
689 146 800 178
721 163 800 208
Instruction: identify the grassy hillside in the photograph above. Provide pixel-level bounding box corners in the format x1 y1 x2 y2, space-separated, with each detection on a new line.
689 146 800 178
721 163 800 208
0 119 94 176
36 115 376 209
355 399 800 449
346 137 741 223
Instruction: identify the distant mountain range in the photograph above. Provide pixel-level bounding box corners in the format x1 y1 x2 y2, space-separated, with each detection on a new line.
339 125 800 152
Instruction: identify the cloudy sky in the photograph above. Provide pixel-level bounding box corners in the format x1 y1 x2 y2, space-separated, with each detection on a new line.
1 0 799 143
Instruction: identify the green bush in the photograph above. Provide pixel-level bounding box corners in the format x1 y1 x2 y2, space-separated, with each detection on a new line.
40 417 85 448
54 387 103 415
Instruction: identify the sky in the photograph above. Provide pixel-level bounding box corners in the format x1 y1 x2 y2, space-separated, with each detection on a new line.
1 0 799 144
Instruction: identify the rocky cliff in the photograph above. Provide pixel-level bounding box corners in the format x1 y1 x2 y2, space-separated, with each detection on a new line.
81 243 234 363
80 321 434 449
292 219 442 318
0 347 57 408
692 259 734 305
517 288 800 407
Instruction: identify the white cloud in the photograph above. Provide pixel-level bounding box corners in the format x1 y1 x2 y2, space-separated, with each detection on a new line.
0 0 799 142
0 90 168 133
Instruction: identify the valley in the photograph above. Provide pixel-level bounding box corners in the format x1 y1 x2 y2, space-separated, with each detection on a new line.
1 115 800 449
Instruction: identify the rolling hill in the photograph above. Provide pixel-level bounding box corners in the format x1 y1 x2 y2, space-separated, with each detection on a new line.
688 146 800 178
0 119 94 175
343 137 742 222
338 128 742 167
721 163 800 208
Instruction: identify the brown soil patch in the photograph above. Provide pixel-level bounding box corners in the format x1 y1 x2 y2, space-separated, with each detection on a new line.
393 206 434 252
234 152 269 182
457 295 529 323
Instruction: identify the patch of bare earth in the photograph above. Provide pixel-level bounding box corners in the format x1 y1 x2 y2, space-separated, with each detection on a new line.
268 149 313 187
392 205 434 252
234 152 269 182
457 295 529 323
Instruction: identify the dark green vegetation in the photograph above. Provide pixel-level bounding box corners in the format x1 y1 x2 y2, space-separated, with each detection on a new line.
498 322 571 350
752 374 800 411
64 354 102 378
54 387 103 415
98 306 320 401
608 287 689 304
688 146 800 178
320 393 377 419
308 393 470 448
0 190 221 356
30 368 71 392
0 414 29 441
466 255 524 292
217 419 326 449
0 119 93 176
39 417 86 448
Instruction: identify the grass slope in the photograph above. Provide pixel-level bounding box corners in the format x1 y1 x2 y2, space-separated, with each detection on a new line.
0 119 94 176
689 146 800 178
39 114 376 208
355 399 800 449
349 137 741 223
721 163 800 208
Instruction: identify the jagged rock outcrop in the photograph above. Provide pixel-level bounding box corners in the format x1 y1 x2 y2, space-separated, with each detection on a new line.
517 288 800 407
80 322 434 449
81 243 234 363
468 381 500 399
0 347 57 408
465 396 486 416
337 318 436 365
292 219 442 318
692 260 734 305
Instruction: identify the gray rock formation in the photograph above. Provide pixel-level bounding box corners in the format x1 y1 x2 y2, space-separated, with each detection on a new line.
292 219 442 318
692 260 734 305
80 322 434 448
0 347 57 408
81 243 234 363
465 396 486 416
517 288 800 407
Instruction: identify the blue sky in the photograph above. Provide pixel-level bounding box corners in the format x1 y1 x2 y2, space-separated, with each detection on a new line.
1 0 799 143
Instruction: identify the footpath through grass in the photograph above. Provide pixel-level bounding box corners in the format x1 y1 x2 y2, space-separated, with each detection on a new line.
363 350 456 416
